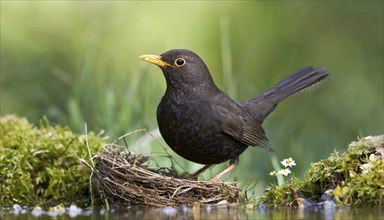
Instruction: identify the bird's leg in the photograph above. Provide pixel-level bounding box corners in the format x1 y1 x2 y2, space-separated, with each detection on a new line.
210 157 239 182
188 164 213 180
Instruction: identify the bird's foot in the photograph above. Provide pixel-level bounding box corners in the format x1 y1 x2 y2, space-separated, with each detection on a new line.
209 158 239 182
209 176 221 183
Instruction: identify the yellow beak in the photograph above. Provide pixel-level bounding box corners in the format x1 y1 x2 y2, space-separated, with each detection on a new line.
139 54 171 68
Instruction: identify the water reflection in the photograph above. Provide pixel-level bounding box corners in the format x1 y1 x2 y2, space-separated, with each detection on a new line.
1 204 382 220
128 205 382 220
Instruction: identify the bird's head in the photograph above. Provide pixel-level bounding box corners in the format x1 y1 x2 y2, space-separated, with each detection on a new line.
140 49 215 90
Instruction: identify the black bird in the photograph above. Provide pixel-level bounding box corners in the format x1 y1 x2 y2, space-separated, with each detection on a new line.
140 49 328 181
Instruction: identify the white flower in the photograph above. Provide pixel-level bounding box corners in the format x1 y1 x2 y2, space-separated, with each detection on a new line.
277 168 291 176
269 170 277 176
281 158 296 167
360 163 372 174
369 154 378 162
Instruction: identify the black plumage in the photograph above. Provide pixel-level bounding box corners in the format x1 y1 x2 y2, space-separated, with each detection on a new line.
140 49 328 181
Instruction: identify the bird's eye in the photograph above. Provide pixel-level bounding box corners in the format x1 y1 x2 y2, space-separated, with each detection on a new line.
175 58 186 67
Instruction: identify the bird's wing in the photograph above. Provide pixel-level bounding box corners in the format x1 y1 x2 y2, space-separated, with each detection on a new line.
213 94 272 151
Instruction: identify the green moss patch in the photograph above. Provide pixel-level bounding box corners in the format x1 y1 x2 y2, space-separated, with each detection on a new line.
0 115 104 207
1 114 382 208
258 135 384 207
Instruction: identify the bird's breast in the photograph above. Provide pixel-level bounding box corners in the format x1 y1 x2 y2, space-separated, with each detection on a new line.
157 93 214 137
156 92 247 164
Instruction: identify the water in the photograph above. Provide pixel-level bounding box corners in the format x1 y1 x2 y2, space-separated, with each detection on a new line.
1 205 383 220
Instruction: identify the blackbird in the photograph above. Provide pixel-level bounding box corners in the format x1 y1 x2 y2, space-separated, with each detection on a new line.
140 49 328 181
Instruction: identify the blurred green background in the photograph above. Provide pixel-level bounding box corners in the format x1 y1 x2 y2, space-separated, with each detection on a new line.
1 1 383 194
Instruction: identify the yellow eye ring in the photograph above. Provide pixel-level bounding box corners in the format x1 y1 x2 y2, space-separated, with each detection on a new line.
175 58 186 67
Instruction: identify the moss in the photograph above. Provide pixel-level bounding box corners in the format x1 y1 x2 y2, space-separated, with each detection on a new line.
1 114 382 208
258 135 384 207
0 115 104 207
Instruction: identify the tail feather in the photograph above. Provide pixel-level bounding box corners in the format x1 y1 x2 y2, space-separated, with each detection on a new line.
260 139 273 152
270 66 329 102
242 66 329 123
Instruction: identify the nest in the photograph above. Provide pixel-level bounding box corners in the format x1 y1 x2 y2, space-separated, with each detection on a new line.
93 148 241 207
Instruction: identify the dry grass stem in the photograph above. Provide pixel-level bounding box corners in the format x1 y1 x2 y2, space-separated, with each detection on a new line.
94 148 240 207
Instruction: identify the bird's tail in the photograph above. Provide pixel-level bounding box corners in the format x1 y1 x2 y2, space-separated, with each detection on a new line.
243 66 329 123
